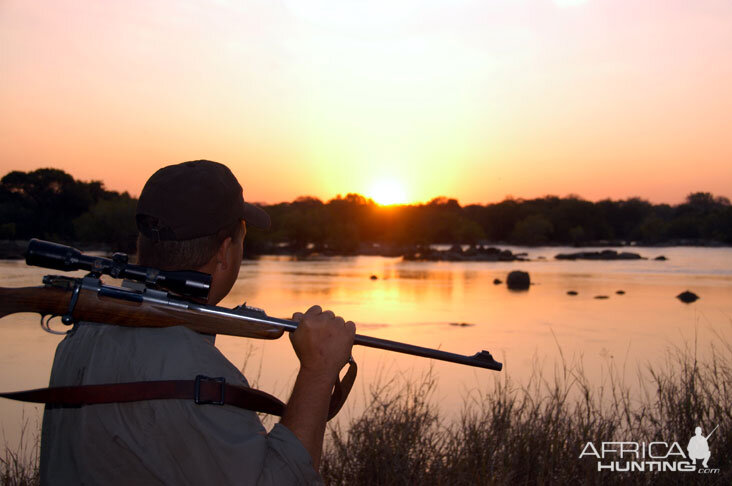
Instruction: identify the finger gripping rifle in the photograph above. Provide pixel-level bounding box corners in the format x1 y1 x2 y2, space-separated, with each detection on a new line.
0 239 502 371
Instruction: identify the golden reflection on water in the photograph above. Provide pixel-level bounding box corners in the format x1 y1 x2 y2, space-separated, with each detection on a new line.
220 254 732 429
1 250 731 446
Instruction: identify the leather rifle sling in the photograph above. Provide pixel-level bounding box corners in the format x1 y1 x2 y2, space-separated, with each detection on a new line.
0 360 357 421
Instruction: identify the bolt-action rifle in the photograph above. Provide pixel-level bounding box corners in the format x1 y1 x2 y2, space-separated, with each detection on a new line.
0 239 502 371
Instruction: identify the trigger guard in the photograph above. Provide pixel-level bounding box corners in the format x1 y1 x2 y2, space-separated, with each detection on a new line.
40 314 75 335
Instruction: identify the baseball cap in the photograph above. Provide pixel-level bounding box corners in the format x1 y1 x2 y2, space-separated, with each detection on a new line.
136 160 270 241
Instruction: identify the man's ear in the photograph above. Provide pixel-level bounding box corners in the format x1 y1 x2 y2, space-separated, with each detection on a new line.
216 236 233 270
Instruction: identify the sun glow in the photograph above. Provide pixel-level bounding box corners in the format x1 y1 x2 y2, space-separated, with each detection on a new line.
368 179 408 206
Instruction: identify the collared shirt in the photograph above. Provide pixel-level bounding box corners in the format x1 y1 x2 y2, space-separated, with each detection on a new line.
40 322 322 485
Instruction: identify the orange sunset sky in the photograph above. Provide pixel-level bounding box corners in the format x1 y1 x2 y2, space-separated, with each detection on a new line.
1 0 731 205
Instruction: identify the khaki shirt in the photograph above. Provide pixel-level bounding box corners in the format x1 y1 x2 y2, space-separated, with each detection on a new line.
40 322 322 485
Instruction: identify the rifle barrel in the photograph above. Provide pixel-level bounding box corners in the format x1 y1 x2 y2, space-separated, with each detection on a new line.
193 304 502 370
354 334 502 371
194 305 503 371
209 306 503 371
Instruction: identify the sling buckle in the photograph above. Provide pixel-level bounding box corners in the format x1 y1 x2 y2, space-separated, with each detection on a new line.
194 375 225 405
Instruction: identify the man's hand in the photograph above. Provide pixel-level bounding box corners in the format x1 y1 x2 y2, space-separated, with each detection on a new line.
281 305 356 470
290 305 355 382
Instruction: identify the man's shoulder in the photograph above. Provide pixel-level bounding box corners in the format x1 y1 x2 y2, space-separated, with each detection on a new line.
51 322 247 385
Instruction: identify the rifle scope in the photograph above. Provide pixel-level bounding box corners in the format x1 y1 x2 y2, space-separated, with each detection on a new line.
26 239 211 300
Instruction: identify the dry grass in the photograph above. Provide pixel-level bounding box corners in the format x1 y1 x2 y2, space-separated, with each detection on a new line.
322 339 732 485
1 419 39 486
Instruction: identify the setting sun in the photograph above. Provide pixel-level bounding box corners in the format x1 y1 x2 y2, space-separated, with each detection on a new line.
368 179 408 206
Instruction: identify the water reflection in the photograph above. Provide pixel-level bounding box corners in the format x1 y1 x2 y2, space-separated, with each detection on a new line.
394 269 437 280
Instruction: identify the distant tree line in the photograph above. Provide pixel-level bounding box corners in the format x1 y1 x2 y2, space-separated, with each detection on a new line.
1 168 731 256
0 168 138 252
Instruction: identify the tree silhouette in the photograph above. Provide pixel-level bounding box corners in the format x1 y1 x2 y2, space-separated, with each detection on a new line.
2 168 730 254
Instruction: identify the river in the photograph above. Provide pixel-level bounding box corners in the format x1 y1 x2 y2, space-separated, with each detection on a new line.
1 246 731 450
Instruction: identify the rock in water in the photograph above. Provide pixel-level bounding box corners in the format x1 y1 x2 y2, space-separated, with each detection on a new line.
370 275 378 280
616 290 625 295
594 295 609 299
507 271 530 290
655 255 667 261
555 250 643 260
567 290 578 296
676 290 699 303
493 278 502 285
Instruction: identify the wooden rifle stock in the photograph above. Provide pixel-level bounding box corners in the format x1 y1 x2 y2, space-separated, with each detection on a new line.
0 285 283 339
